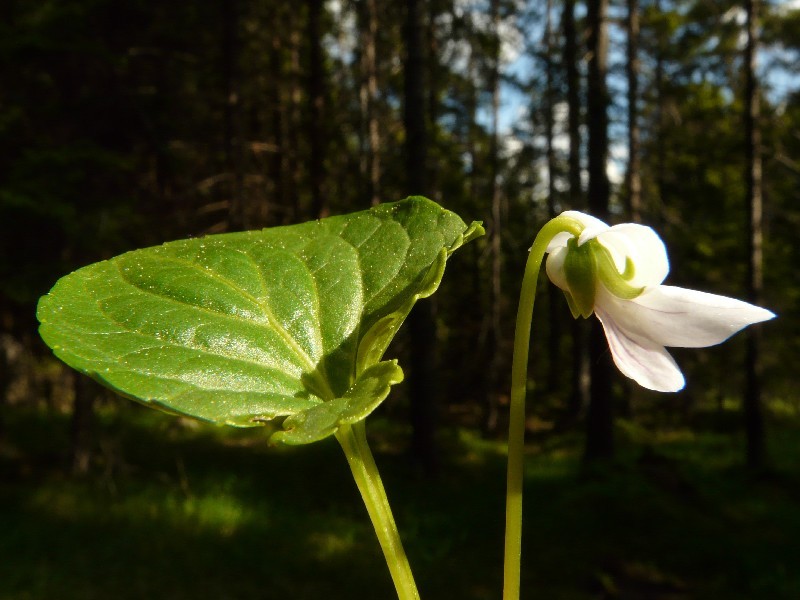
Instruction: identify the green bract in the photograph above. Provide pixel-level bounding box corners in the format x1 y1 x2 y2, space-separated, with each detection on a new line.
37 197 483 444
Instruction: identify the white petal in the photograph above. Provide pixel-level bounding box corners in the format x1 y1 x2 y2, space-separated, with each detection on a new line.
553 210 610 248
595 224 669 287
577 223 610 246
545 246 569 291
595 305 686 392
546 231 574 253
597 285 775 349
559 210 608 232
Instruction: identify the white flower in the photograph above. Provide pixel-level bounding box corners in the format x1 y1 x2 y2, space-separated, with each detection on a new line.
544 211 775 392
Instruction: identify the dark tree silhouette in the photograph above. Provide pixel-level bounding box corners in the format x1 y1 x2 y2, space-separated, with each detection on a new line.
584 0 615 463
744 0 767 471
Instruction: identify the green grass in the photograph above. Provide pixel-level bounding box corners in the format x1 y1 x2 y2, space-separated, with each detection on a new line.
1 402 799 599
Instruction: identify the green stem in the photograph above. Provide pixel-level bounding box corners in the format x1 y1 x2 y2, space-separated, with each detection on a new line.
503 216 583 600
336 421 420 600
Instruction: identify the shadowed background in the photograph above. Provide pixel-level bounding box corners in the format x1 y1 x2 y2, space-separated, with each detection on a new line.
1 0 799 597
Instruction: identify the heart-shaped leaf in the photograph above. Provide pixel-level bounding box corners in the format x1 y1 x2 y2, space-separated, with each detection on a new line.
37 197 483 442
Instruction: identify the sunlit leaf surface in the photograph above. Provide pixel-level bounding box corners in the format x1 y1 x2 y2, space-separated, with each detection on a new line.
37 197 483 442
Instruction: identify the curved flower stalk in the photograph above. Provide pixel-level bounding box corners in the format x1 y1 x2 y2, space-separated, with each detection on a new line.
544 211 776 392
503 210 774 600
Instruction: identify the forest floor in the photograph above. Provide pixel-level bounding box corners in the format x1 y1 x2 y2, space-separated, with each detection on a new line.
1 400 799 600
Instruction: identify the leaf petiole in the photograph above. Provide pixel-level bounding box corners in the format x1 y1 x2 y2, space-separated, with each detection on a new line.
336 421 420 600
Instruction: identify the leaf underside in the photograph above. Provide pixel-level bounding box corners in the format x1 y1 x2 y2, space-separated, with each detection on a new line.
37 197 483 443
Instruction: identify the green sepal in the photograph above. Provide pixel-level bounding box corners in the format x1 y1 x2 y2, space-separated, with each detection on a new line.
563 239 596 318
562 290 587 320
594 244 644 300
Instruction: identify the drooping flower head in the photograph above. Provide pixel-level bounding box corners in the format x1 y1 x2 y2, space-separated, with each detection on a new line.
545 211 775 392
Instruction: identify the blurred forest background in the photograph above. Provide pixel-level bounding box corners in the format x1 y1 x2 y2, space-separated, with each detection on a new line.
1 0 800 598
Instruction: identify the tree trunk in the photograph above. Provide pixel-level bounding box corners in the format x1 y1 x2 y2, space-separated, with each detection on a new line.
653 0 667 212
563 0 581 211
584 0 615 463
466 48 480 213
562 0 590 422
405 0 427 190
307 0 329 218
358 0 381 207
69 373 96 475
426 0 440 200
465 46 496 435
487 0 505 433
0 334 8 445
269 9 286 221
616 0 642 419
288 25 302 221
544 0 561 394
585 321 614 460
222 0 245 230
404 0 437 474
626 0 642 223
743 0 766 471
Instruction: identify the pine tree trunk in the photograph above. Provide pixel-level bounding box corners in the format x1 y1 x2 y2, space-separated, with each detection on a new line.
626 0 642 223
744 0 766 471
617 0 642 419
222 0 245 230
268 7 286 221
69 372 95 475
426 0 440 200
365 0 381 206
307 0 328 218
584 0 615 462
585 321 614 460
288 25 302 221
563 0 581 211
0 334 8 445
404 0 437 474
487 0 505 430
562 0 590 422
653 0 667 212
544 0 561 394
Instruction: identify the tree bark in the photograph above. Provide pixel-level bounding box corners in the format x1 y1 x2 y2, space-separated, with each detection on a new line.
426 0 441 200
744 0 766 471
307 0 329 218
626 0 642 223
585 320 614 460
358 0 381 207
562 0 590 422
405 0 427 193
584 0 615 462
269 7 287 221
69 372 96 475
653 0 667 212
404 0 437 473
0 334 8 445
288 25 302 221
222 0 245 230
487 0 505 429
563 0 581 211
544 0 562 394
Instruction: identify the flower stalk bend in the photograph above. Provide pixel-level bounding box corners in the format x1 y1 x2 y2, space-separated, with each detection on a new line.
503 215 584 600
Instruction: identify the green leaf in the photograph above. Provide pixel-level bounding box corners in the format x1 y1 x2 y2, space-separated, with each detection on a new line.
37 197 483 442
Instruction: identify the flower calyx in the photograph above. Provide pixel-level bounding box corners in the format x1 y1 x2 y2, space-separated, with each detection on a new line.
561 235 645 320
